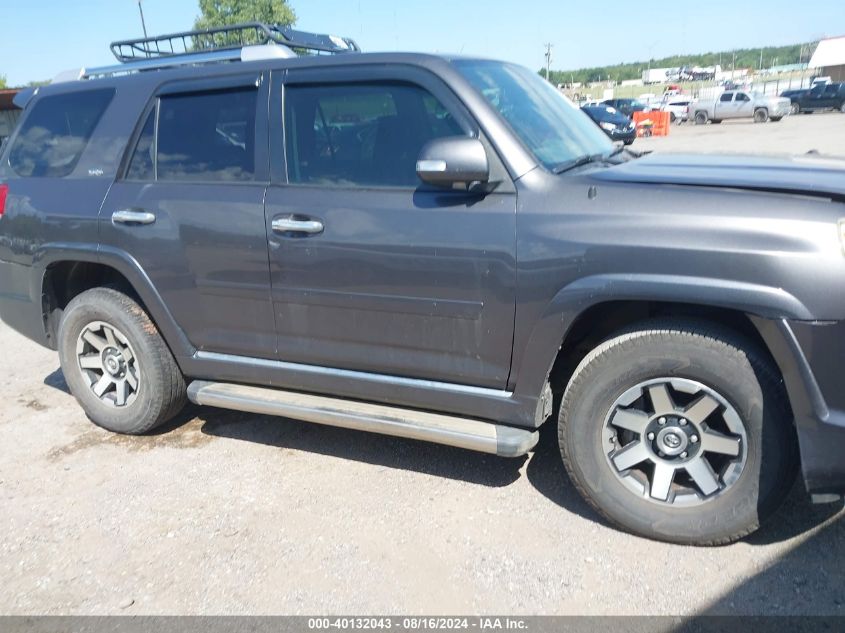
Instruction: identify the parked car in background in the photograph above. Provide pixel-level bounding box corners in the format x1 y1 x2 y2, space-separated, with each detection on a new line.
786 83 845 114
581 105 636 144
660 97 692 123
692 90 790 124
780 88 810 114
600 98 650 117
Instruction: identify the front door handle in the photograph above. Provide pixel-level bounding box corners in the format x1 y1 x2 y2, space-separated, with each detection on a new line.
272 216 324 235
112 209 156 225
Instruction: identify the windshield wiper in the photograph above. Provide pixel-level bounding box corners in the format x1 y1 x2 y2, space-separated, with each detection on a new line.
552 152 605 174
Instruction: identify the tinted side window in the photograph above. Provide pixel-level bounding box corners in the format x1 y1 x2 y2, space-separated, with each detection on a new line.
157 88 257 182
284 82 465 187
719 93 733 102
9 89 114 178
736 93 750 102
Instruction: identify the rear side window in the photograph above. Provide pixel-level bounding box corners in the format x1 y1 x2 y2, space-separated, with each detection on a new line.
719 93 733 102
8 89 114 178
284 82 464 187
156 88 257 182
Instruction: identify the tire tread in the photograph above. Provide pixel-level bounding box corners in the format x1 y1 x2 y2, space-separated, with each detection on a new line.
559 318 796 546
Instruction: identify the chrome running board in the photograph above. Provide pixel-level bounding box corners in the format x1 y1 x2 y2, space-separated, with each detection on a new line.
187 381 538 457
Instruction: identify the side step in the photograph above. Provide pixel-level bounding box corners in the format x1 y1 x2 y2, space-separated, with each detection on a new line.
187 381 538 457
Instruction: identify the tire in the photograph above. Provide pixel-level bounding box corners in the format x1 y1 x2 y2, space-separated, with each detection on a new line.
693 111 708 125
790 103 800 115
770 116 782 122
559 320 797 545
669 112 677 123
58 287 187 435
753 108 769 123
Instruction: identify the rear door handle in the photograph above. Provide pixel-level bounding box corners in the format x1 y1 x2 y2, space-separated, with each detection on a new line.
112 209 156 225
272 216 324 235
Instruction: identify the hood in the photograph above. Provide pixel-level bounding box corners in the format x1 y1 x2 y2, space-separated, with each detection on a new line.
589 153 845 200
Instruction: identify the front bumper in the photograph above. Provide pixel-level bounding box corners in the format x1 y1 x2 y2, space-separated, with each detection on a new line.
772 103 791 117
608 127 637 143
754 317 845 495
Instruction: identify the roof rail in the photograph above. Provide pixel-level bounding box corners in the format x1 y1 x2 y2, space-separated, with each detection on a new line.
110 22 360 63
53 46 297 83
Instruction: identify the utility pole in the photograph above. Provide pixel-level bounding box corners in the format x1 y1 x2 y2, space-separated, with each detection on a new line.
137 0 148 39
759 48 763 70
544 43 553 82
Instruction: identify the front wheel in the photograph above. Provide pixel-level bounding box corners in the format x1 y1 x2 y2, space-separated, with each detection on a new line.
58 287 187 434
559 320 797 545
791 103 800 115
693 111 708 125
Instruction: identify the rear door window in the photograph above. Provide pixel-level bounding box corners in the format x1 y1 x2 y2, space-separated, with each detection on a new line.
156 87 257 182
8 89 114 178
719 93 733 102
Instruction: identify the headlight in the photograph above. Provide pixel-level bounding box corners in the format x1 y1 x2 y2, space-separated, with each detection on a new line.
600 121 617 131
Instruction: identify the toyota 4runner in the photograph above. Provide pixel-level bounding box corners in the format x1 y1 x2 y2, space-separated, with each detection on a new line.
1 23 844 545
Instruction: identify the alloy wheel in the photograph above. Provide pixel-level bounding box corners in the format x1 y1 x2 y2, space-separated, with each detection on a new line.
602 378 747 506
75 321 141 408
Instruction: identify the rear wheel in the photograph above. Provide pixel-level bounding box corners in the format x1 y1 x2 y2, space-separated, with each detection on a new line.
559 320 797 545
58 287 187 435
753 108 769 123
694 111 708 125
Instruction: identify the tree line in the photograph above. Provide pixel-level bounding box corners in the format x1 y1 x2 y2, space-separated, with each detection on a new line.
542 42 815 85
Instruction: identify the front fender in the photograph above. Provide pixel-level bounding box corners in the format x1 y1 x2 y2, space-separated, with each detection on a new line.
510 273 812 412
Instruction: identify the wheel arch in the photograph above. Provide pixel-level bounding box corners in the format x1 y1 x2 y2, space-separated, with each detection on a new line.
36 244 194 359
511 274 812 425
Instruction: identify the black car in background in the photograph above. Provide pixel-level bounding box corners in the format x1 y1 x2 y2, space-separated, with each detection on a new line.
783 83 845 114
581 105 636 144
600 98 650 117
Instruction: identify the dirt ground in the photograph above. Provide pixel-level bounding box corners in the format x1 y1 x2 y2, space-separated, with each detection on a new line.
1 112 844 616
635 109 845 156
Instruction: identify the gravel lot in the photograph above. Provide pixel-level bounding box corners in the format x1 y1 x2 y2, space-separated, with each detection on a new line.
636 110 845 156
1 113 844 616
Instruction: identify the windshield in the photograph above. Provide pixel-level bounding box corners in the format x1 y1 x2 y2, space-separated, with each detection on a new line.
453 60 612 171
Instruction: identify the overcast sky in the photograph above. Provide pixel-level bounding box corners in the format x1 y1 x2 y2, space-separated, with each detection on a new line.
1 0 842 86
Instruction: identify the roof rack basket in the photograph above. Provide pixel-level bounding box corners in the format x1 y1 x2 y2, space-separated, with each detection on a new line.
110 22 360 63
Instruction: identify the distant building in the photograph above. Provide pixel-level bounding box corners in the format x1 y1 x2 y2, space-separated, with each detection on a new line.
809 36 845 81
0 89 21 148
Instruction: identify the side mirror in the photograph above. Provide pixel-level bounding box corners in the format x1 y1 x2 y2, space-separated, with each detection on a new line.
416 136 489 188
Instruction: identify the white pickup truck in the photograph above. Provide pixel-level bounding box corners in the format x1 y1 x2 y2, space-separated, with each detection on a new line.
692 90 791 125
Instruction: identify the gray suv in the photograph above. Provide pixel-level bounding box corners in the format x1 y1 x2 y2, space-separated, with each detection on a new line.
1 23 844 545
